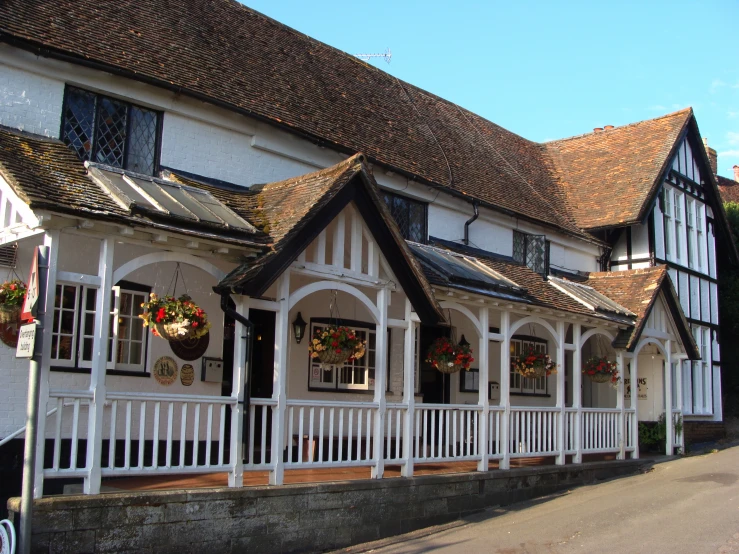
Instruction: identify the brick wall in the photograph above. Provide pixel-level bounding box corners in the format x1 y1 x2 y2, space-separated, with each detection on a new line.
684 421 725 445
8 458 648 554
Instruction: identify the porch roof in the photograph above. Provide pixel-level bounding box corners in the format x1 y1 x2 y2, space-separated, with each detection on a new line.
0 125 268 249
215 154 445 325
586 266 699 358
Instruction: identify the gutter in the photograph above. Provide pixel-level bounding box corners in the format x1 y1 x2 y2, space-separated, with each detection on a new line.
218 292 255 463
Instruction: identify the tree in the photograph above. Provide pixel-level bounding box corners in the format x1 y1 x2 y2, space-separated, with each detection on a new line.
720 202 739 416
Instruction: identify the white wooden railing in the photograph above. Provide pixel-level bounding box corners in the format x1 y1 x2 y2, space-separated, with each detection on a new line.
625 409 636 452
509 407 560 457
488 408 503 459
581 409 621 453
384 403 406 463
245 398 277 468
46 390 91 477
413 404 481 462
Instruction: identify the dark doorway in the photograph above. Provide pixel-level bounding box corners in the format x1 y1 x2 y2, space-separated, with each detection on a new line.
419 325 451 404
249 309 276 398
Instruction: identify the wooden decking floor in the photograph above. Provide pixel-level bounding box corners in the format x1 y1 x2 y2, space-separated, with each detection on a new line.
100 454 616 493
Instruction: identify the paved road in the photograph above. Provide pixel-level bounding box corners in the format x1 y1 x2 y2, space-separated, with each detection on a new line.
370 447 739 554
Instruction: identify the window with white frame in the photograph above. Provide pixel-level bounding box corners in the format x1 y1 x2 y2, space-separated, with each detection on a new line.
674 190 683 261
687 199 695 268
696 206 705 272
663 187 672 258
509 336 549 395
689 324 713 415
51 281 150 373
308 319 389 392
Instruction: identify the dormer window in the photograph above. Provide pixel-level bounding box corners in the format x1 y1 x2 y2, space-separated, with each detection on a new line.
61 85 161 175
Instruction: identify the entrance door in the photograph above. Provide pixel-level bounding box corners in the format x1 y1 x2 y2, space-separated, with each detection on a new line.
419 325 451 404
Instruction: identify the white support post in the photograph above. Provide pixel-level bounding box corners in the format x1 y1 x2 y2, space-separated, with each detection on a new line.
270 272 290 485
630 355 639 459
34 230 59 498
372 287 389 479
572 324 582 464
499 310 511 470
83 238 114 494
664 340 673 456
229 296 249 487
675 355 684 449
401 299 415 477
555 321 566 466
316 229 327 266
477 307 490 472
332 212 345 269
616 351 626 460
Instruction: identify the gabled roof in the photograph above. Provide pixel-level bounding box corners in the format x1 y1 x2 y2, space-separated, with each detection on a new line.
585 266 699 358
0 0 589 242
216 154 445 325
545 109 692 231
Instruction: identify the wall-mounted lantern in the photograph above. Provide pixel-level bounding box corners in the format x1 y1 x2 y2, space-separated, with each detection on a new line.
292 312 307 344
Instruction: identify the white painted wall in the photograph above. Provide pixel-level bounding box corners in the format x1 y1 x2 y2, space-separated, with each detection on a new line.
0 63 64 137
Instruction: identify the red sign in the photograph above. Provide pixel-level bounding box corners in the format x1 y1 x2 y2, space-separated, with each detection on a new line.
20 246 40 322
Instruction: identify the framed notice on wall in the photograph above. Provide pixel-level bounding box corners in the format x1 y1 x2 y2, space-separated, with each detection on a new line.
459 368 479 393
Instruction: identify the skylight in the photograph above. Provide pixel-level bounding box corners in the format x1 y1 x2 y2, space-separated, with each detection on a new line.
88 163 256 233
549 276 634 317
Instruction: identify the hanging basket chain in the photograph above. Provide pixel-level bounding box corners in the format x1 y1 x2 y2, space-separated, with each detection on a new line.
308 289 366 367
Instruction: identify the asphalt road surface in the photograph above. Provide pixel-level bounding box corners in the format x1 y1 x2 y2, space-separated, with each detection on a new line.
369 447 739 554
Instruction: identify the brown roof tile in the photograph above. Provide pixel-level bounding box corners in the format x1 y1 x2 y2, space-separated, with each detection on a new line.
717 175 739 204
0 0 588 240
545 110 692 230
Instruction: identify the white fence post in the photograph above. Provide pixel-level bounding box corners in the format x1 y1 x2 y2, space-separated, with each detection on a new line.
555 321 566 466
616 351 626 460
372 288 388 479
572 324 582 463
270 272 290 485
401 300 415 477
629 355 639 459
229 297 249 487
84 238 114 494
499 310 510 470
664 340 673 456
34 230 59 498
477 307 489 472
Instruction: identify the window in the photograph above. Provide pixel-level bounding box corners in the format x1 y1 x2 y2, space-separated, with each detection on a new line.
696 207 704 272
510 336 549 395
308 319 389 392
687 199 694 268
61 85 161 175
51 281 149 374
674 191 682 260
663 187 672 258
512 231 549 276
381 191 428 243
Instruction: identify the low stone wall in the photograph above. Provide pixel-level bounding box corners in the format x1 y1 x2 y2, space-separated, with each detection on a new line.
8 459 649 554
684 421 725 445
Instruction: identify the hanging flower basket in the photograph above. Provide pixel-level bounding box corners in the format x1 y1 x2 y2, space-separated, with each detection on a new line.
426 337 474 374
309 326 365 366
582 356 619 386
512 350 557 379
0 279 26 324
139 293 211 342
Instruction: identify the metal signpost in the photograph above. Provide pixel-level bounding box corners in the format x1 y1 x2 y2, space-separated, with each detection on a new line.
17 246 47 554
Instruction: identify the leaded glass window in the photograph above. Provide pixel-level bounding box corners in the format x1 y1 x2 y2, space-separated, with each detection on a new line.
512 230 549 276
61 86 161 175
381 191 428 243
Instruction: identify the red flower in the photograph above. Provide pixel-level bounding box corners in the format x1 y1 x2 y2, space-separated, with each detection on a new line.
192 321 198 328
155 307 166 323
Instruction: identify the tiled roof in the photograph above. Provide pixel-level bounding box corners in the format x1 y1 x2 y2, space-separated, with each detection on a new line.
545 110 692 230
586 266 698 357
0 0 587 240
717 175 739 204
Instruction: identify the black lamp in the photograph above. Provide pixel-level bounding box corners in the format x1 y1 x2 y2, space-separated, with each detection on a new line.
459 334 470 348
292 312 307 344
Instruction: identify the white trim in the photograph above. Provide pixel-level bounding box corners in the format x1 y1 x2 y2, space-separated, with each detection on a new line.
288 281 381 323
509 316 560 342
113 251 225 283
578 328 616 349
438 301 483 338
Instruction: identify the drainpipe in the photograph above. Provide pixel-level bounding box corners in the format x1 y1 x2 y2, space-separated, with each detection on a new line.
463 201 480 246
219 292 255 463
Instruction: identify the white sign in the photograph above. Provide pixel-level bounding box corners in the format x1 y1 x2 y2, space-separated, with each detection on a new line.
21 246 40 322
16 323 36 358
624 377 648 400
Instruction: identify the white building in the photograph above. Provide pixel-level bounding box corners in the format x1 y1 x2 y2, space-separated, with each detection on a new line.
0 0 733 499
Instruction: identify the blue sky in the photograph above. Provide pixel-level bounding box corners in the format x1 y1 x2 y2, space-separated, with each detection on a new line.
243 0 739 179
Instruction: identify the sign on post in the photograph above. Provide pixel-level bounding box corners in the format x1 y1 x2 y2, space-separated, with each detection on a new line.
20 247 40 323
16 323 36 358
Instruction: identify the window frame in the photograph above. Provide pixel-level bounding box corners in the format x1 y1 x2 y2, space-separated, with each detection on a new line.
307 317 390 394
380 190 428 244
509 334 550 396
107 281 151 375
60 85 163 176
512 230 550 276
50 280 151 377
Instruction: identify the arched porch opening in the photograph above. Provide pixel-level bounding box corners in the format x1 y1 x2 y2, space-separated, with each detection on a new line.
580 330 618 409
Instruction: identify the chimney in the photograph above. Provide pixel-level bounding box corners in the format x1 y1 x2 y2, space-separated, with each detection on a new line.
703 138 718 176
603 125 614 130
734 165 739 183
593 127 603 133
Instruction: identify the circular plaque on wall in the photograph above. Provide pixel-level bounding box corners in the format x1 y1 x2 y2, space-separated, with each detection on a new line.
0 322 19 348
153 356 178 386
169 331 210 361
180 364 195 386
